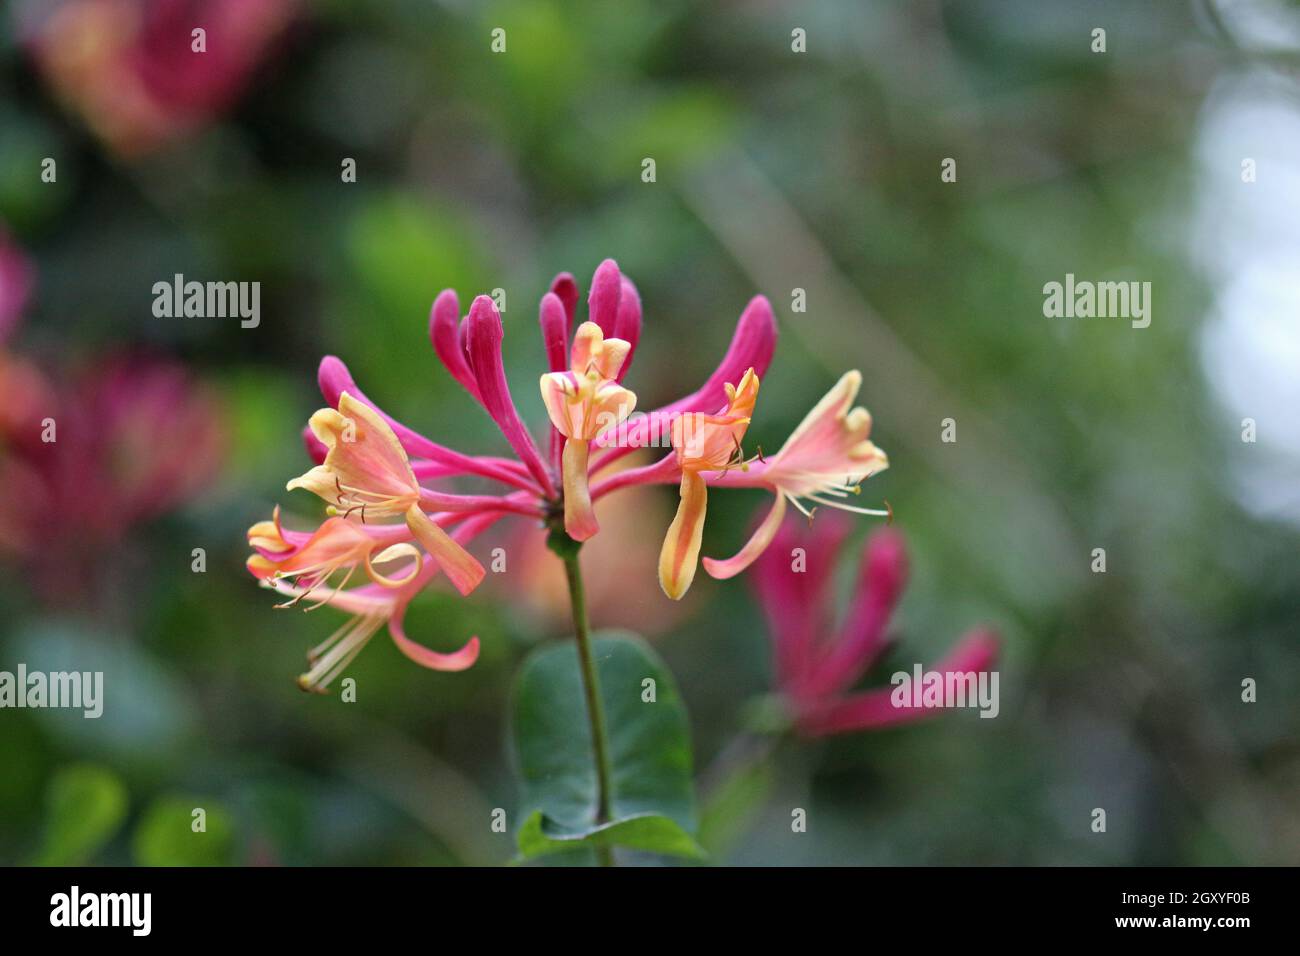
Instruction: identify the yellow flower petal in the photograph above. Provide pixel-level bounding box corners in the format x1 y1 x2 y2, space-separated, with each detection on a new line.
404 505 485 596
561 438 599 541
288 393 418 516
658 471 708 600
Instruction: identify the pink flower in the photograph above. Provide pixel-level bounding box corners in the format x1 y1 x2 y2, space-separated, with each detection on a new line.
247 507 424 595
251 511 496 693
19 0 297 157
0 226 221 602
287 394 487 596
696 370 890 586
252 258 894 692
254 258 781 691
751 513 999 736
0 354 223 602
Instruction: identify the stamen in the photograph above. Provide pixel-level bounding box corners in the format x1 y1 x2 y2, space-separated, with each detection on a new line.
805 493 891 517
784 491 815 520
302 562 356 611
307 616 354 664
299 613 384 692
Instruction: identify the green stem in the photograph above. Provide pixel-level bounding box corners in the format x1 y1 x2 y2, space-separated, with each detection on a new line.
549 528 615 866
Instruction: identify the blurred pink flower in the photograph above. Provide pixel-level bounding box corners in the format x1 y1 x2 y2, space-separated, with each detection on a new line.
752 513 999 737
0 227 34 344
0 354 224 601
20 0 297 157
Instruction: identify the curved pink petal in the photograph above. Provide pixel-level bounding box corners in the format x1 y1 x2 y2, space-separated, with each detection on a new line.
702 492 786 580
753 511 852 691
796 628 1001 737
464 296 556 497
540 291 572 469
429 289 482 400
539 291 569 374
934 628 1001 674
303 424 328 464
613 276 641 383
382 509 505 671
550 271 579 326
795 686 910 736
388 600 480 672
587 258 622 339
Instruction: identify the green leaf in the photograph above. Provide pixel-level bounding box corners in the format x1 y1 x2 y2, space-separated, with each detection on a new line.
132 796 235 866
33 764 128 866
518 810 704 860
510 631 702 860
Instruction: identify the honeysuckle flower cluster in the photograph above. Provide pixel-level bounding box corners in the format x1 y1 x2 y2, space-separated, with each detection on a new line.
752 515 999 736
19 0 297 157
249 259 892 692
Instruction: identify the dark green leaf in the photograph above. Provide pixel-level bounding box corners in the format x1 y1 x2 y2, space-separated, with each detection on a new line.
510 631 702 860
517 810 704 860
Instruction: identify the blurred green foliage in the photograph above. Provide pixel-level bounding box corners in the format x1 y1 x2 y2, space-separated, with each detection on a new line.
1 0 1297 866
32 765 127 866
133 797 235 867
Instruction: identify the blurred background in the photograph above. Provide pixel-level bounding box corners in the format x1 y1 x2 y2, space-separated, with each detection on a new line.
1 0 1297 866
